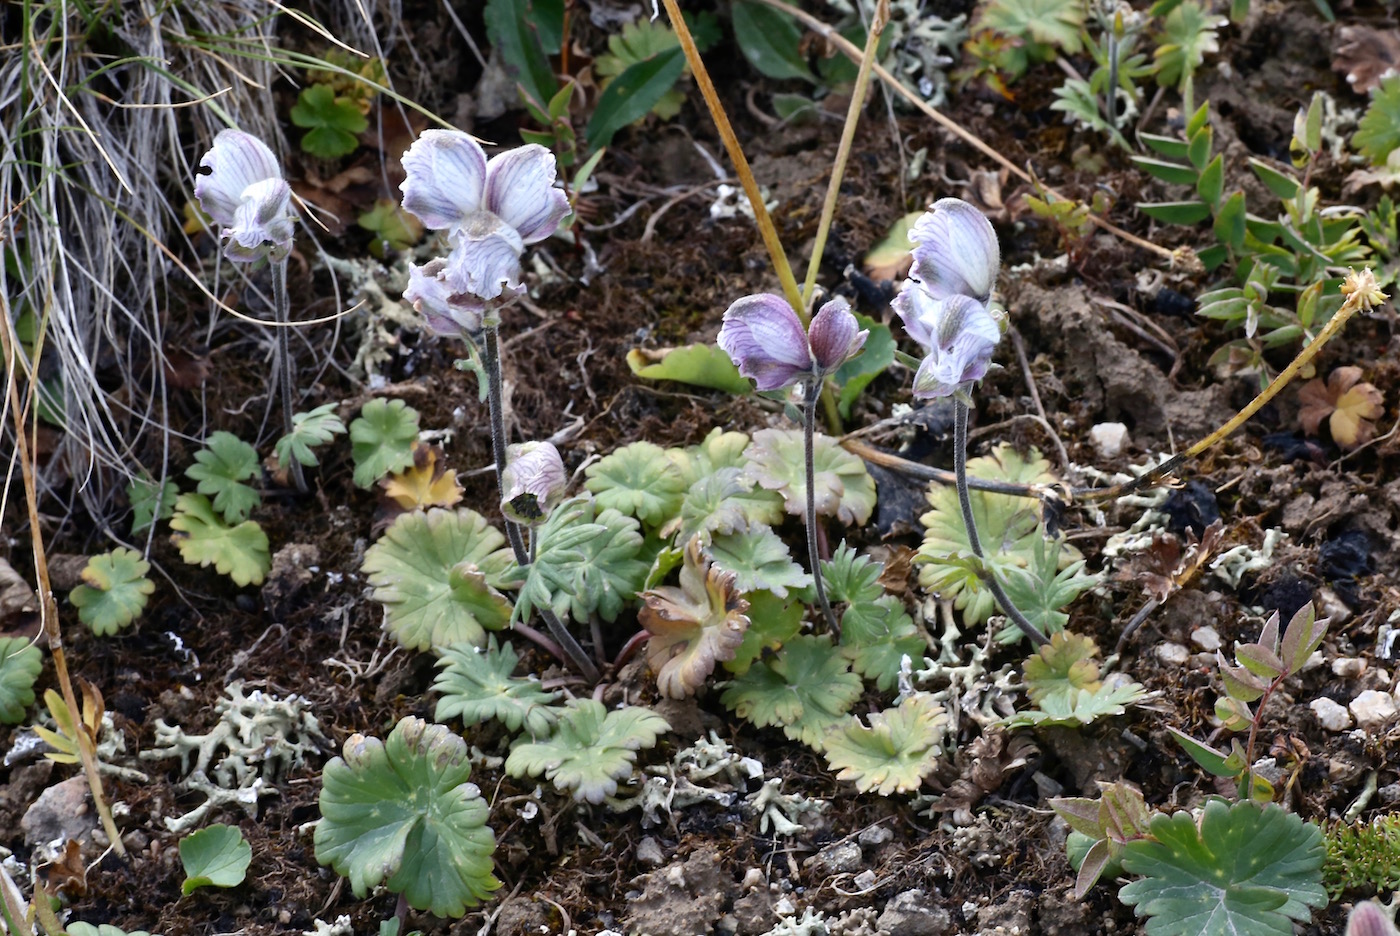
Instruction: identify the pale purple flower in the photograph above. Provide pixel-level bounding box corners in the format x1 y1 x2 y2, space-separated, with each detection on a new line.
1347 903 1400 936
195 129 296 263
908 197 1000 306
400 131 570 302
404 258 515 336
718 294 868 391
898 291 1000 399
501 441 567 526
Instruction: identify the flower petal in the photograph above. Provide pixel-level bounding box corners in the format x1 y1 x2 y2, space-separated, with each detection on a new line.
400 130 488 231
808 296 868 373
935 293 1000 351
484 145 571 244
891 280 942 349
405 258 487 335
910 295 999 398
909 197 1000 304
502 441 567 526
442 211 527 300
195 129 282 227
717 293 813 391
223 178 295 263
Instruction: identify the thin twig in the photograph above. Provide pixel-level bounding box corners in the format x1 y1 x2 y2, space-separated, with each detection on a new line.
1008 328 1070 471
272 260 307 493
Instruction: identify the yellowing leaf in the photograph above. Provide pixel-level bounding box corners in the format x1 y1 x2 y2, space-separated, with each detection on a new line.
1297 365 1385 448
640 538 750 699
381 443 463 510
863 212 921 281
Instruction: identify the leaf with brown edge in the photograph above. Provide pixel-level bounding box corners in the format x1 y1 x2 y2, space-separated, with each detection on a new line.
381 443 463 511
640 538 750 699
1298 366 1385 449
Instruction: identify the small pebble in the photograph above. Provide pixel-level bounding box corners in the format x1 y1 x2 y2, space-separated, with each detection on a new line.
852 869 878 891
636 836 666 869
1190 627 1222 652
1156 641 1190 665
1090 422 1130 459
803 840 862 877
1332 657 1366 679
1378 783 1400 805
858 825 894 848
1311 698 1352 732
1350 690 1398 728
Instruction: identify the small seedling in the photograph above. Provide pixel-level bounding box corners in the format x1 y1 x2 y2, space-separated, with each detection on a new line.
70 548 154 636
273 403 347 470
185 431 261 524
180 823 251 894
170 493 271 587
289 84 368 159
349 399 421 489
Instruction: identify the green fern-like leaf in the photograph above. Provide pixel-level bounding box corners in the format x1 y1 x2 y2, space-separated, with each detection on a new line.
169 493 270 586
511 496 648 625
1118 800 1326 936
585 441 687 528
978 0 1086 54
994 538 1099 643
746 428 877 526
274 403 348 469
432 637 558 736
350 398 421 489
185 431 261 523
315 717 500 917
0 637 42 725
840 596 924 691
720 634 863 750
362 508 514 651
505 699 670 803
821 542 885 605
1154 1 1222 94
70 548 155 636
128 475 177 536
1356 76 1400 166
669 467 784 545
823 694 948 795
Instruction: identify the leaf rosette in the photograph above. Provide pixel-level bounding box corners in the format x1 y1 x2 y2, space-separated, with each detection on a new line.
505 699 670 804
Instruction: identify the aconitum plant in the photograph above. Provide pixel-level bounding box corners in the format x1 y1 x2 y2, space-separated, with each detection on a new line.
397 131 596 679
195 129 305 492
718 294 868 632
895 198 1047 646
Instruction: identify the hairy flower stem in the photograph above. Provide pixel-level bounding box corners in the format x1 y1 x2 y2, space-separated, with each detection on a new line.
482 325 599 682
0 302 126 858
954 400 1050 647
271 260 306 494
805 380 840 636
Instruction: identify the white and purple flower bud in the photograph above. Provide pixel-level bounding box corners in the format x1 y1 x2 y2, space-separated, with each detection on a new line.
400 131 570 302
194 129 296 263
404 258 489 336
908 197 1000 307
718 293 868 391
903 292 1000 399
501 441 567 526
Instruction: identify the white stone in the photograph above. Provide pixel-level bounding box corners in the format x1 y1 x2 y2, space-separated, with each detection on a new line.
1190 627 1222 652
1310 698 1352 731
1350 690 1398 728
1332 657 1366 679
1090 422 1130 459
1156 641 1190 665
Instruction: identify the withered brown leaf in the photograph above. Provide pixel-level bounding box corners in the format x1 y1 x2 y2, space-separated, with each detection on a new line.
1297 366 1385 449
639 538 749 700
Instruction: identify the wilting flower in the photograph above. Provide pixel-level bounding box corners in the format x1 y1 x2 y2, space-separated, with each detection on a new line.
404 258 496 336
718 294 868 391
194 129 296 263
400 131 570 302
501 441 567 526
894 198 1003 399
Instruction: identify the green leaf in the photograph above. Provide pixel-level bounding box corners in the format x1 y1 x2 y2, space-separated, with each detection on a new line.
315 717 500 917
1249 159 1301 201
1119 800 1326 935
1137 201 1212 225
1138 133 1190 160
731 0 816 82
169 494 270 587
1131 156 1199 186
1279 602 1326 677
511 496 648 625
128 475 177 536
274 402 348 469
706 525 811 599
362 508 515 651
1022 631 1104 707
1196 154 1224 209
433 637 559 737
1215 190 1247 252
483 0 558 113
350 398 420 488
1356 76 1400 166
1154 1 1222 93
0 637 41 725
670 467 784 545
821 542 885 605
185 431 260 523
180 823 252 894
833 316 894 418
359 199 424 258
746 428 877 526
1187 124 1213 171
720 634 863 750
640 539 750 699
978 0 1086 53
726 589 803 676
626 343 752 395
290 84 368 159
1001 681 1149 728
1186 100 1211 137
669 427 753 485
70 548 155 636
840 596 924 691
505 699 670 803
993 537 1098 643
588 47 686 148
1166 727 1237 777
824 694 948 795
585 441 687 528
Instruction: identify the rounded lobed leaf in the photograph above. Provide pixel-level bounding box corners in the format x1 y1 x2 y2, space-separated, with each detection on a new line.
720 634 864 750
586 441 687 529
70 548 155 636
505 699 671 803
169 493 271 587
432 637 559 736
823 693 948 795
746 428 877 526
0 637 42 725
315 716 500 918
350 399 421 489
180 823 252 894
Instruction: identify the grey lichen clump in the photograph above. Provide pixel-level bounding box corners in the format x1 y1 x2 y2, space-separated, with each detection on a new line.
142 681 328 832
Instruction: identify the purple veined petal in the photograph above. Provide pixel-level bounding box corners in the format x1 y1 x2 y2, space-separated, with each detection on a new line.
1347 903 1400 936
400 130 488 231
195 129 282 228
910 300 999 399
891 280 942 349
717 293 814 391
223 178 294 263
934 293 1000 352
808 296 869 373
405 258 487 335
908 197 1000 305
443 212 527 301
501 441 568 526
484 145 572 244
